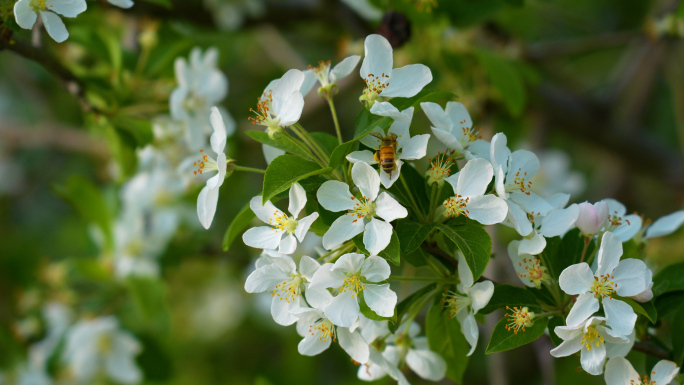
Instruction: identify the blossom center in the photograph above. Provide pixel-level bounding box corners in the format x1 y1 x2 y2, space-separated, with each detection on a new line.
359 73 390 106
516 256 550 289
505 306 535 334
341 275 365 297
183 91 207 114
96 334 112 354
506 168 532 195
444 195 470 218
458 125 481 148
268 212 299 234
309 60 332 87
590 275 616 298
193 150 219 175
271 274 304 303
442 291 471 319
346 196 375 223
580 326 604 351
309 318 336 342
30 0 48 11
426 151 454 186
249 91 282 134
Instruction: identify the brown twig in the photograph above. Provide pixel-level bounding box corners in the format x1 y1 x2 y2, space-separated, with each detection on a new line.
632 341 670 360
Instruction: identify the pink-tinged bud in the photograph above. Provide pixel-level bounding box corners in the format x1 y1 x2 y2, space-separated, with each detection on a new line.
575 201 609 236
630 283 654 303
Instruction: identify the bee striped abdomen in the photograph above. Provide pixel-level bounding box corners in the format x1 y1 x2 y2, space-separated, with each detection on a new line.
379 146 396 173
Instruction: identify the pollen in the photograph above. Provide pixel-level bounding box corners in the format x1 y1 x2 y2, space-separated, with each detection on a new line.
345 196 375 221
192 149 219 175
249 91 281 134
341 275 365 298
268 212 299 234
505 306 535 334
309 318 336 342
580 326 604 351
459 124 482 147
590 275 616 299
426 151 455 186
442 290 471 319
507 168 533 195
271 275 304 303
517 256 550 289
444 194 470 218
359 73 390 106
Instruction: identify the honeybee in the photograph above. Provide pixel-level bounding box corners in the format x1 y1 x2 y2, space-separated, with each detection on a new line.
369 132 399 178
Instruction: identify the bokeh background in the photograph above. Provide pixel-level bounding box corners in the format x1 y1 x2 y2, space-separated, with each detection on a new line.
1 0 683 384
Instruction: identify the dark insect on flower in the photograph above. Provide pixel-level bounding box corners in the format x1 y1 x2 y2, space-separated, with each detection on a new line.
377 11 411 48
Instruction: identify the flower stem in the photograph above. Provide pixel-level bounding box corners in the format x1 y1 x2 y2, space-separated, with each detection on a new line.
326 95 344 144
292 123 330 164
579 236 590 263
232 165 265 174
281 131 327 168
400 174 427 223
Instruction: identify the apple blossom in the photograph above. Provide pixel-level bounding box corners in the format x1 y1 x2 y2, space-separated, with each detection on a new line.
303 55 361 96
602 199 643 242
605 356 679 385
249 69 306 138
420 101 491 159
442 252 494 355
515 204 580 256
507 241 551 289
559 232 652 335
550 316 631 376
317 161 407 255
359 34 432 108
347 106 429 188
442 158 508 225
13 0 87 43
309 252 396 327
644 210 684 239
575 201 610 237
196 107 230 229
242 183 319 254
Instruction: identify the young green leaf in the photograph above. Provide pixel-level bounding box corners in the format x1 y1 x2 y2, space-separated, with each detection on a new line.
387 163 430 216
262 154 331 204
222 202 255 251
245 130 313 161
389 283 438 334
435 222 492 280
395 219 435 256
485 315 549 354
329 140 359 169
426 303 470 383
653 261 684 296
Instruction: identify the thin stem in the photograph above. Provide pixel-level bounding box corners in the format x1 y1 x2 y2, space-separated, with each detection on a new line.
326 95 343 144
428 183 438 220
402 288 439 333
389 276 456 283
400 174 427 223
232 165 266 174
579 236 590 263
293 123 329 164
317 242 354 263
281 131 326 168
536 310 562 318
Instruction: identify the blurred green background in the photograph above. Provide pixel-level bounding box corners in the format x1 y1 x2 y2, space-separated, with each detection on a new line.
0 0 683 384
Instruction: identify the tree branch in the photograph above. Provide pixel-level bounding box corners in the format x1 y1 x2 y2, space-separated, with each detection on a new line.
632 341 670 360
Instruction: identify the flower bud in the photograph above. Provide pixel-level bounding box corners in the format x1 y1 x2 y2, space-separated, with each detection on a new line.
575 201 609 236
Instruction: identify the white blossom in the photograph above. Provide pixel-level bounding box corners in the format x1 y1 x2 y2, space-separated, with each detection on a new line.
302 55 361 96
13 0 86 42
644 210 684 239
602 199 642 242
420 101 490 159
605 356 679 385
196 107 229 229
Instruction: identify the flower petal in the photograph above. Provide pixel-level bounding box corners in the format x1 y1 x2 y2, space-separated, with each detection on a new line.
645 210 684 239
602 298 636 336
379 160 402 189
47 0 87 17
346 150 377 165
278 233 297 254
322 214 365 250
457 252 474 289
611 214 642 242
331 55 361 82
604 357 641 385
14 0 37 29
298 334 331 356
612 258 650 297
317 180 355 212
549 334 583 357
197 185 219 229
352 162 380 201
559 263 594 295
262 144 285 165
399 134 429 161
445 101 473 132
288 182 307 218
506 150 540 182
565 292 599 327
490 133 510 175
363 218 393 256
431 126 461 150
518 232 546 255
250 195 284 224
242 226 283 250
332 253 366 274
596 232 623 277
469 280 494 314
305 287 333 311
309 263 346 290
421 102 452 131
361 255 391 282
40 11 68 43
505 200 533 236
460 312 479 356
540 204 580 238
360 34 393 80
244 263 291 293
295 213 319 243
383 64 432 98
325 290 360 327
466 195 508 225
406 348 447 381
456 158 493 198
271 294 300 326
650 359 680 385
209 106 227 154
580 342 607 375
375 192 408 223
363 283 396 317
338 327 370 364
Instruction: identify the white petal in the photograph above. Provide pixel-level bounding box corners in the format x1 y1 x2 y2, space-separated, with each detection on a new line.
295 213 319 243
209 106 227 154
309 263 346 290
565 292 599 327
445 101 474 133
360 34 393 80
331 55 361 82
360 126 386 149
360 255 391 282
580 342 607 375
460 312 479 356
41 11 68 43
206 153 227 189
299 69 316 96
650 359 680 385
612 259 650 297
262 144 285 165
272 69 305 107
508 241 535 288
375 192 408 223
406 349 447 381
421 102 452 131
612 214 642 242
596 232 623 277
505 201 533 236
540 204 580 237
630 284 653 303
299 334 332 356
288 182 307 218
332 253 366 274
363 284 397 317
278 233 297 254
467 139 491 160
509 191 554 216
603 198 627 217
463 195 507 225
457 252 474 289
305 287 333 311
325 291 360 327
106 354 141 385
322 214 365 250
645 210 684 239
363 218 393 256
604 328 633 358
352 162 381 201
546 192 571 209
317 180 355 212
490 133 510 174
559 263 594 295
431 125 461 150
346 150 377 165
242 226 284 251
399 134 429 161
604 356 641 385
549 335 583 357
383 64 432 98
456 158 493 198
107 0 133 8
379 160 402 189
518 232 547 255
469 281 494 314
249 195 284 224
369 102 402 120
47 0 87 17
338 327 370 364
197 185 219 229
14 0 37 29
602 298 636 336
271 295 300 325
506 150 540 182
276 91 304 126
244 263 291 293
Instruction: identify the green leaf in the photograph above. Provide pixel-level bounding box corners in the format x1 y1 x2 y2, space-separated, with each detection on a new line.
329 140 359 169
111 114 154 146
309 132 339 155
653 261 684 296
126 277 171 334
403 247 429 267
359 290 396 323
479 284 541 315
96 28 122 76
245 131 313 161
53 176 113 250
353 231 401 266
139 0 172 9
222 202 256 251
435 222 492 280
542 229 594 281
616 296 657 324
386 163 430 216
475 49 527 117
655 291 684 318
426 303 470 383
262 155 331 204
390 283 438 333
673 303 684 366
395 219 435 255
485 315 549 354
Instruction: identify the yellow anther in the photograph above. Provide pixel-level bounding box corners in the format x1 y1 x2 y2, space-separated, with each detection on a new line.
505 306 535 334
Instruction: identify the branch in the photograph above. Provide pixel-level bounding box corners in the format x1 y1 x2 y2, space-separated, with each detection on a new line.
632 341 670 360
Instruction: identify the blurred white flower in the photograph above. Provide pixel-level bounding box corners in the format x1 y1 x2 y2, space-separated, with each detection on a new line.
196 107 230 229
601 199 642 242
531 150 586 198
203 0 265 31
605 356 679 385
63 317 142 385
643 210 684 240
107 0 133 8
13 0 87 42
